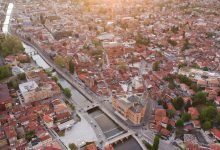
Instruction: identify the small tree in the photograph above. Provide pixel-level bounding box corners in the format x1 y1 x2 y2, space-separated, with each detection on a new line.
167 124 173 131
51 76 58 82
167 38 177 46
25 131 36 141
171 97 184 110
69 143 77 150
202 121 212 130
143 135 160 150
203 67 209 71
181 112 191 122
40 14 46 25
54 55 65 68
192 91 207 106
181 38 190 51
69 59 75 74
152 135 160 150
63 88 72 98
176 119 184 128
167 110 175 119
17 73 26 80
152 61 160 71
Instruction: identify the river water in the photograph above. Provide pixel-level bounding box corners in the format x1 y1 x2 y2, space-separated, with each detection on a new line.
88 108 125 139
113 136 143 150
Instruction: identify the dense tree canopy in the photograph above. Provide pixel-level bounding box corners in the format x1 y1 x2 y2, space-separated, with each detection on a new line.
176 119 184 127
0 35 24 57
192 91 207 106
54 55 65 68
0 65 12 80
171 97 184 110
181 112 191 122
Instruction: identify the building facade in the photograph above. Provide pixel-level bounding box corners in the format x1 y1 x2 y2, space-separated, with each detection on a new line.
112 95 146 125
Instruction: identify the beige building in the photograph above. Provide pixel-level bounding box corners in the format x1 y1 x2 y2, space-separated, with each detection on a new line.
112 95 146 125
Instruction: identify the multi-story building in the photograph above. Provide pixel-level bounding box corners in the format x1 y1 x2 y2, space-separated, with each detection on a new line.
25 69 47 82
112 95 146 125
19 81 60 103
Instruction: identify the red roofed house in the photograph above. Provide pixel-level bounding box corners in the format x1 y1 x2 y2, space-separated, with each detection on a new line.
4 126 17 145
161 117 169 128
211 128 220 141
188 107 199 120
85 143 97 150
104 144 114 150
215 97 220 105
0 84 12 111
209 143 220 150
160 128 171 137
43 115 54 128
155 109 166 124
38 133 52 145
42 141 62 150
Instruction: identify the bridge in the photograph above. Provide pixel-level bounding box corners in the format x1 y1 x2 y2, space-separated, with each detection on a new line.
105 131 134 145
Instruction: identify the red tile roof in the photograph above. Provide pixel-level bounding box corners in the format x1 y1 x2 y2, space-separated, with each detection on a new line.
160 128 171 136
104 144 114 150
43 115 53 123
209 143 220 150
211 128 220 140
4 126 17 139
85 143 97 150
188 107 199 119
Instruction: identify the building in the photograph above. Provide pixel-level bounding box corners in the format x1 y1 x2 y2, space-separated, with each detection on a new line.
211 128 220 141
0 130 8 148
43 115 53 128
19 81 60 103
112 95 146 125
0 84 12 111
188 107 199 120
25 69 47 82
4 126 17 145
